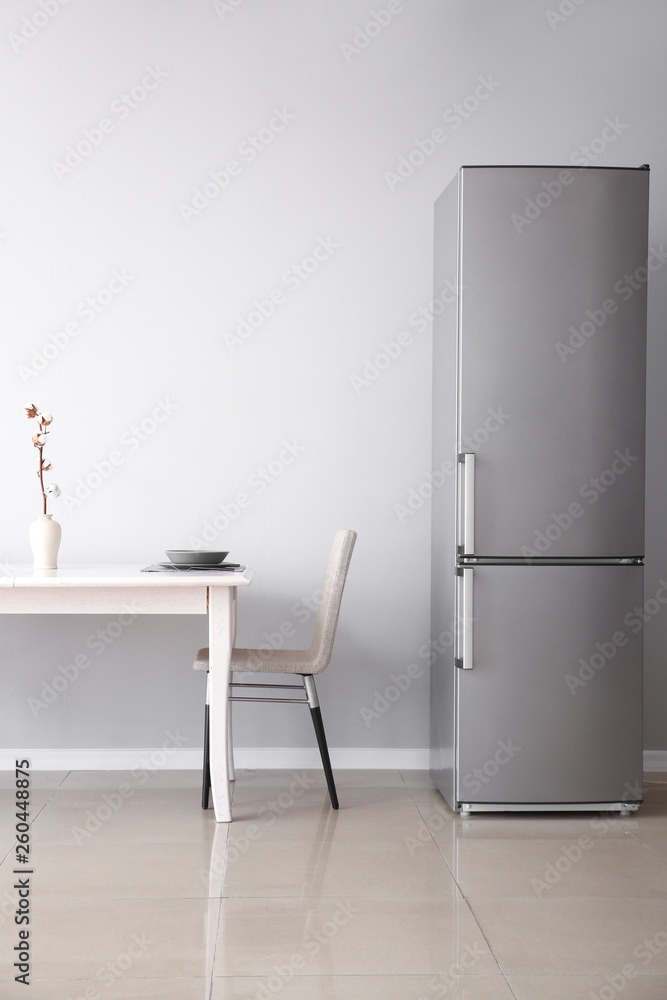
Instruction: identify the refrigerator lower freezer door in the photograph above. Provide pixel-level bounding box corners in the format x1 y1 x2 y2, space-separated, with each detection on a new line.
456 564 643 806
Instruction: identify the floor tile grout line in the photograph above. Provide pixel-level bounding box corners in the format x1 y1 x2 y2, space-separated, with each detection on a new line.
0 769 73 865
404 790 523 983
396 789 515 985
461 894 512 982
204 972 518 987
208 895 225 995
634 839 667 868
504 974 520 999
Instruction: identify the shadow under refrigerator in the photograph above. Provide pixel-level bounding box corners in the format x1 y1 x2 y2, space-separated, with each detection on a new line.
430 165 649 815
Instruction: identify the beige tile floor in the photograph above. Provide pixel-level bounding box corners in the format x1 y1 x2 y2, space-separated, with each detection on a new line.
0 768 666 998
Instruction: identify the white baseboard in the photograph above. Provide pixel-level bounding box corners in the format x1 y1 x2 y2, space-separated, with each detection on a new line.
643 750 667 772
1 748 664 773
2 748 204 771
0 747 431 771
233 748 431 770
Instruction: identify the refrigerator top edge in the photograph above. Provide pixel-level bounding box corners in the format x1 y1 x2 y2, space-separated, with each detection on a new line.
457 164 649 171
458 557 644 566
434 164 649 206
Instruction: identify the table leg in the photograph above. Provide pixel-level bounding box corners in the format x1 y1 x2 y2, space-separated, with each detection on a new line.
208 586 234 822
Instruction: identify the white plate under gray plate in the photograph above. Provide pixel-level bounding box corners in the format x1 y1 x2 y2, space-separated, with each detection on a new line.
157 562 241 571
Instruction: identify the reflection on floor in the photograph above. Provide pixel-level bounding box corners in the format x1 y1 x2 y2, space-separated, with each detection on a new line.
1 769 667 998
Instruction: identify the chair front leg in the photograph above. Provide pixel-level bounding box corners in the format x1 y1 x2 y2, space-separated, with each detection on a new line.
303 675 339 810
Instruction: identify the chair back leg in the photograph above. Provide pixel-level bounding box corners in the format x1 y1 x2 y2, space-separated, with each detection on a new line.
304 676 339 810
202 702 211 810
228 698 236 782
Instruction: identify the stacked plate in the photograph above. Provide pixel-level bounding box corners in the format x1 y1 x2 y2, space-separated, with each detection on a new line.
160 550 238 570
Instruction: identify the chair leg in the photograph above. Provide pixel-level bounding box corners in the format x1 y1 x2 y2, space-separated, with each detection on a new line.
303 675 338 810
202 702 211 810
228 695 235 781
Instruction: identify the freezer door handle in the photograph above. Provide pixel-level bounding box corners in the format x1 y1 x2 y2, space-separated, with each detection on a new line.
458 453 475 554
456 567 474 669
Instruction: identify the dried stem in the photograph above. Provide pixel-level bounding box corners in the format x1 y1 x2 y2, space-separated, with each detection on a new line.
37 447 47 515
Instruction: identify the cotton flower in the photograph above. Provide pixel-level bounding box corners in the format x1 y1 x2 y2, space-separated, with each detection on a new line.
24 404 60 514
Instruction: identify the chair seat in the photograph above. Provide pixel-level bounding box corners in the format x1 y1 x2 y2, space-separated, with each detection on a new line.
193 646 316 674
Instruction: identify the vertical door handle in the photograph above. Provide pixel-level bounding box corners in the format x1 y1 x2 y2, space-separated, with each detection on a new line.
458 453 475 554
456 567 474 669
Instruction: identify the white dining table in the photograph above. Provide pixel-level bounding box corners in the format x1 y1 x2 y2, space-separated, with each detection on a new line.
0 564 254 822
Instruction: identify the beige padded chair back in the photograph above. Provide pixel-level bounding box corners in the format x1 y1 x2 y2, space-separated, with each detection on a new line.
307 529 357 674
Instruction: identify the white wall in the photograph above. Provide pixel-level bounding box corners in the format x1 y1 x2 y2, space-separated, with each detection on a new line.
1 0 667 760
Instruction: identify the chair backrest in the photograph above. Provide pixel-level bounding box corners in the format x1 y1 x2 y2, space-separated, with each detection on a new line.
307 529 357 673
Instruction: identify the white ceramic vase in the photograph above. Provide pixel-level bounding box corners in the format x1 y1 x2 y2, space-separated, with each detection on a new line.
29 514 61 570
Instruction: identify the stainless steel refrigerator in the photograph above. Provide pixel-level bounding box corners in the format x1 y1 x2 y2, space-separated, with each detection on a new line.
430 165 649 815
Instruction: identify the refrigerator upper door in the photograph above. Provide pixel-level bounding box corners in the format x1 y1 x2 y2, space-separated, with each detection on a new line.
458 166 648 558
456 564 643 805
